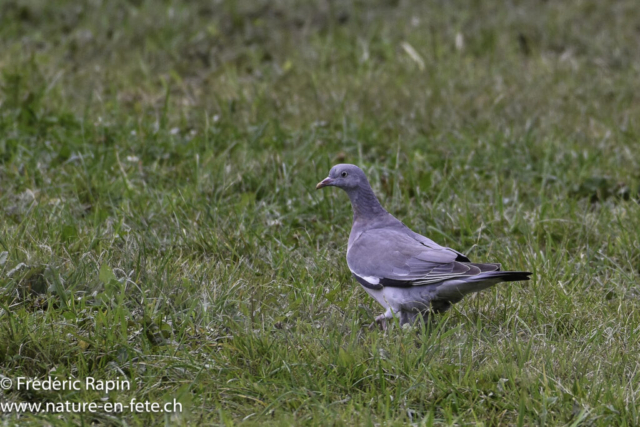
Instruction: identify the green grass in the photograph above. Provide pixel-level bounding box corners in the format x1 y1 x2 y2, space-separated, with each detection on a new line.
1 0 640 425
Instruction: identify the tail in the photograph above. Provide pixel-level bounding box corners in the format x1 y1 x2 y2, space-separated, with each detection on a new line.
435 270 531 300
482 271 532 283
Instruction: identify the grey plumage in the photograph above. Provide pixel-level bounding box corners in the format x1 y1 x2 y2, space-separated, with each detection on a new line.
316 164 531 329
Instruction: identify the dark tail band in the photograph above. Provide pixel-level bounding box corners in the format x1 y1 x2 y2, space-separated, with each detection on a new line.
491 271 532 282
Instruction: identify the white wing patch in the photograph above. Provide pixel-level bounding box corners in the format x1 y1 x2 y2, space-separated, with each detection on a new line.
349 267 380 285
361 275 380 285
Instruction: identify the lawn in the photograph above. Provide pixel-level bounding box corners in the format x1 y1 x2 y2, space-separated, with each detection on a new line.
1 0 640 425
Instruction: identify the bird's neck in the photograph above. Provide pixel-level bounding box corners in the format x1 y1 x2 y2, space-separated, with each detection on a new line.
347 185 386 222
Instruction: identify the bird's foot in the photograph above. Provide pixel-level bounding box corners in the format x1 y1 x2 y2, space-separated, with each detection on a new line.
369 314 388 331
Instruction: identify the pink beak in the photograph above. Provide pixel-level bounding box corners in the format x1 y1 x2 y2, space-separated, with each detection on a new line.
316 177 334 189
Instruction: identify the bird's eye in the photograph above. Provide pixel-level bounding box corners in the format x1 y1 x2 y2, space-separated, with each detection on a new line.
341 171 348 177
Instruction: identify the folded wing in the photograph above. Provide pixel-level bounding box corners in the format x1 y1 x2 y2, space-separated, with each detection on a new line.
347 228 500 288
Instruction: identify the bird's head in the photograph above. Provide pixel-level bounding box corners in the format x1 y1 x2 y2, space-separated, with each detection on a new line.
316 164 368 192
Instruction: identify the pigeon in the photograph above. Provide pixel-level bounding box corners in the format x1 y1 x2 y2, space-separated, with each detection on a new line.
316 164 531 329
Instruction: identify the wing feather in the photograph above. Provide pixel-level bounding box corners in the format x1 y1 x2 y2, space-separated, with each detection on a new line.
347 227 480 287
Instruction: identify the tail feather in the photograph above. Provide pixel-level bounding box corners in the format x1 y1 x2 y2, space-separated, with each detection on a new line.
490 271 532 282
435 271 531 299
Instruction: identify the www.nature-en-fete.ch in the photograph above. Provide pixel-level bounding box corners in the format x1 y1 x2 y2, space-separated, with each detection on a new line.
1 399 182 414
